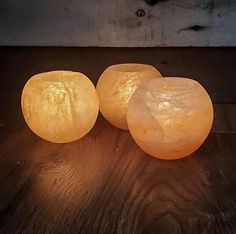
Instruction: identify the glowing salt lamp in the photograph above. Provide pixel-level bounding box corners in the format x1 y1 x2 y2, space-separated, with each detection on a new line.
127 77 214 160
21 71 99 143
96 64 162 130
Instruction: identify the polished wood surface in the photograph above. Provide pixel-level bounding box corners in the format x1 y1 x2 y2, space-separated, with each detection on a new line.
0 48 236 233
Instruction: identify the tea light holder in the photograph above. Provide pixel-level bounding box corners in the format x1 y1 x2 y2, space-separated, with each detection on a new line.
21 71 99 143
96 63 162 130
127 77 214 160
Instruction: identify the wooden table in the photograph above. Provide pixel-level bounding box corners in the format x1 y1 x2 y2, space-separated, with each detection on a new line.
0 47 236 233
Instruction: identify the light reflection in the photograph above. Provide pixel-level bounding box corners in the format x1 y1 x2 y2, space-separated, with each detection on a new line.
31 139 103 208
0 120 217 232
20 116 123 211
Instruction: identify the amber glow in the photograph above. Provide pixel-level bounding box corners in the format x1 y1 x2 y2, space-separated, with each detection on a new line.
21 71 99 143
127 77 214 160
96 64 162 130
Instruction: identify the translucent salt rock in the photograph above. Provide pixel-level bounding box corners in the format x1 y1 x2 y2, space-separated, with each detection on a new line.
21 71 99 143
127 77 214 160
96 64 162 130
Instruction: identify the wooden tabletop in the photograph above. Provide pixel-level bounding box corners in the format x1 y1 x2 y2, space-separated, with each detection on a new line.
0 47 236 234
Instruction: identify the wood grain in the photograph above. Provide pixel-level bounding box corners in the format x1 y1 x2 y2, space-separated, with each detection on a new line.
0 0 236 46
212 104 236 133
0 97 236 233
1 47 236 103
0 47 236 233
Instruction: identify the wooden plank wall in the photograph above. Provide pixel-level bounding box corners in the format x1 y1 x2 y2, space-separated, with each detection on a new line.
0 0 235 46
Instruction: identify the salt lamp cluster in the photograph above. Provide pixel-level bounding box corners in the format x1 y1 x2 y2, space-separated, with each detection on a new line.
21 64 214 160
21 71 99 143
96 64 162 129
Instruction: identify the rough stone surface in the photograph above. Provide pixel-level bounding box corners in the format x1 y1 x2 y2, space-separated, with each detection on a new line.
96 64 162 130
127 77 214 160
21 71 99 143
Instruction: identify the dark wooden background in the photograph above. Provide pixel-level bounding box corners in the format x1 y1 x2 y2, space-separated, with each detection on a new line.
0 47 236 234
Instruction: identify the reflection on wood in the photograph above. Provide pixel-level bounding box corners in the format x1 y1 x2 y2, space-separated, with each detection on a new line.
0 111 236 233
0 48 236 233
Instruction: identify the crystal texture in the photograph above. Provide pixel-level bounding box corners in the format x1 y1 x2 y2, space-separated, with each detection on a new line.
96 64 162 130
127 77 214 160
21 71 99 143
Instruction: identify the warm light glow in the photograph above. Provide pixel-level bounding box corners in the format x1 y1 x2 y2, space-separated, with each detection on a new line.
127 77 214 160
21 71 99 143
96 64 162 130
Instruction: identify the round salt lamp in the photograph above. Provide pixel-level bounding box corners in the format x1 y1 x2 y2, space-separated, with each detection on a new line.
21 71 99 143
96 64 162 130
127 77 214 160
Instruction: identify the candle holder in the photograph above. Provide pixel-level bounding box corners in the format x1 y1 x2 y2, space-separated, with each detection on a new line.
21 71 99 143
96 63 162 130
127 77 214 160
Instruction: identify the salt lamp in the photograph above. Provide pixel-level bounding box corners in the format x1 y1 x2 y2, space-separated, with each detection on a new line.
127 77 214 160
96 64 162 130
21 71 99 143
